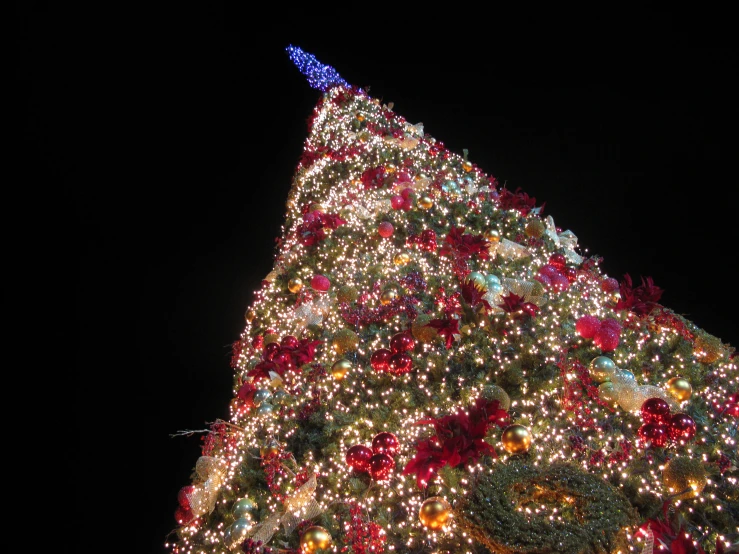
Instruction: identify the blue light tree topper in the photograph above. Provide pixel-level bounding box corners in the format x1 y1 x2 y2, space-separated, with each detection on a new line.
286 45 351 92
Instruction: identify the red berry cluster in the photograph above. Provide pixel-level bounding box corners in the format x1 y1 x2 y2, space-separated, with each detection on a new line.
370 331 415 375
345 432 400 481
637 397 696 448
535 253 578 292
575 314 622 352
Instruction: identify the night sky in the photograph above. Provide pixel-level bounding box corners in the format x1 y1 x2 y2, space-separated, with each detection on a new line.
26 4 736 552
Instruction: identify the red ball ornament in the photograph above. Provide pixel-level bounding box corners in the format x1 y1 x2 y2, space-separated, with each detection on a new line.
668 413 696 443
281 335 299 349
563 266 578 283
175 505 195 525
372 432 399 456
252 335 264 349
388 352 413 375
593 326 620 352
273 349 296 370
177 485 195 508
401 197 413 211
538 264 560 279
263 342 281 360
576 315 601 339
548 252 567 271
599 318 621 332
601 277 620 293
641 397 671 425
370 348 393 372
534 273 552 287
549 273 570 292
310 274 331 292
346 444 373 472
389 331 415 354
638 423 669 448
369 453 395 481
378 221 394 238
391 195 405 210
420 229 437 251
400 187 413 199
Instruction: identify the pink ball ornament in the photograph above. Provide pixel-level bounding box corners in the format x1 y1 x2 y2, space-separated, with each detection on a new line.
593 326 620 352
638 423 669 448
534 273 552 287
599 318 621 332
388 352 413 375
576 315 600 339
346 444 373 472
310 274 331 292
378 221 394 238
391 195 405 210
369 453 395 481
538 264 560 279
370 348 393 372
641 397 672 425
668 413 696 443
389 331 415 354
372 432 399 456
401 197 413 211
550 273 570 292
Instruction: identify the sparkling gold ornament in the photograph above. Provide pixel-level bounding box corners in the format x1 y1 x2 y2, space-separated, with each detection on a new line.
462 160 473 172
412 313 438 343
484 229 500 243
300 525 332 553
288 278 303 294
419 496 453 530
663 455 707 500
501 424 532 454
666 377 692 402
482 384 510 411
380 289 398 305
394 252 411 266
356 113 365 121
331 359 352 380
694 333 724 364
525 219 546 238
332 328 359 355
589 356 619 383
260 440 281 458
244 309 256 323
417 195 434 210
336 284 358 304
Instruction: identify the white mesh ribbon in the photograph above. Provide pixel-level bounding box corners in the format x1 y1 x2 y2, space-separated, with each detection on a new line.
501 277 546 306
294 301 324 328
248 473 322 545
544 216 583 264
187 456 227 516
640 526 654 554
496 238 531 260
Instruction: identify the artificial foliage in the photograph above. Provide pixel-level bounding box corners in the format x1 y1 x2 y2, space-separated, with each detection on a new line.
166 46 738 554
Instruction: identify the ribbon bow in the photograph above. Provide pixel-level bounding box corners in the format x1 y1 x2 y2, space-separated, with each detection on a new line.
544 216 583 264
186 456 227 516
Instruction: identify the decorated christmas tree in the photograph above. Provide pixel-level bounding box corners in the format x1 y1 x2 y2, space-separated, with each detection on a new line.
165 46 738 554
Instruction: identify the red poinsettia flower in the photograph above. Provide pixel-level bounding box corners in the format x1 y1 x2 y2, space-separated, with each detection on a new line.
461 280 491 311
360 166 387 189
246 339 322 382
614 273 664 317
295 211 346 246
424 316 460 348
496 186 544 216
497 292 539 319
439 226 490 261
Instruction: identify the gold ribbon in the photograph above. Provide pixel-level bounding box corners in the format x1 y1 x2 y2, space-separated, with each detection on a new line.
544 216 583 264
501 277 546 306
248 473 322 545
495 238 531 259
186 456 227 516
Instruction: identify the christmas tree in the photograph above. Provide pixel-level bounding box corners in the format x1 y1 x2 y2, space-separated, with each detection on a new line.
165 46 737 554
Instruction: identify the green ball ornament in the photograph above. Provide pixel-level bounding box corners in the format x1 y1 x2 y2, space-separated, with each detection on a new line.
232 498 256 519
256 403 274 416
598 381 618 409
466 271 487 290
252 389 272 406
224 517 253 548
589 356 618 383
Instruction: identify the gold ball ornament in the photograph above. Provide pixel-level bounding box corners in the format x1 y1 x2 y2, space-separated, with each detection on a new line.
380 289 398 305
589 355 619 383
524 219 546 238
462 160 473 172
417 195 434 210
332 328 359 355
336 284 358 304
598 381 619 409
300 525 332 553
394 252 411 266
694 333 724 364
419 496 453 530
666 377 692 402
484 229 500 243
244 309 256 323
288 278 303 294
331 359 352 380
308 203 326 213
412 313 438 343
663 456 707 500
501 424 532 455
260 440 281 458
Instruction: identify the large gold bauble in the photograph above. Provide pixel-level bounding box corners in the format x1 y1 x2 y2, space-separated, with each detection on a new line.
336 284 358 304
244 309 256 323
589 355 619 383
462 161 473 172
299 525 332 553
663 456 707 500
331 359 352 380
482 384 510 411
394 252 411 266
380 289 398 305
332 329 359 355
484 229 500 243
524 219 546 238
501 424 532 454
666 377 692 402
412 313 438 343
288 278 303 294
260 440 281 458
417 196 434 210
419 496 453 530
693 333 724 363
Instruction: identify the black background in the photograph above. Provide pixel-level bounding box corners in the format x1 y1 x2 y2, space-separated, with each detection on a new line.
20 4 737 553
